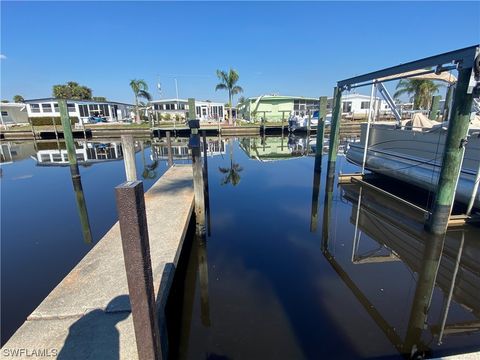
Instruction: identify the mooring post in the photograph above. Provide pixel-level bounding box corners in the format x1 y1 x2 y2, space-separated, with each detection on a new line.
165 131 174 167
188 98 206 234
443 85 454 121
327 87 343 177
121 135 137 181
316 96 328 161
202 131 211 236
58 100 79 177
115 181 163 360
426 67 474 235
429 95 441 120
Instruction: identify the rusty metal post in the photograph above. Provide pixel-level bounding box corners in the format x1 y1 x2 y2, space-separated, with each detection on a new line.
115 181 163 360
166 131 174 167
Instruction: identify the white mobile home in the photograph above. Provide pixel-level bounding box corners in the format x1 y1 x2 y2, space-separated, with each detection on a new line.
0 103 29 126
328 93 391 116
151 98 225 122
24 98 133 124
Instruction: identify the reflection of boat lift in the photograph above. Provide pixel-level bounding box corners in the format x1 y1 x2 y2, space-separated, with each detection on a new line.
340 181 480 349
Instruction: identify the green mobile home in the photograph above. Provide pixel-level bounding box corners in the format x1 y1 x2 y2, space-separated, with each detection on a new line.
238 95 320 122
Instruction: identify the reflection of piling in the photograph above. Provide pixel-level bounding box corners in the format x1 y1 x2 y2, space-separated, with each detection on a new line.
310 155 322 232
202 131 211 236
188 98 206 234
327 87 342 177
115 181 163 360
426 67 474 235
71 173 93 244
403 233 445 358
59 99 93 244
197 233 211 327
322 171 335 251
166 131 174 167
121 135 137 181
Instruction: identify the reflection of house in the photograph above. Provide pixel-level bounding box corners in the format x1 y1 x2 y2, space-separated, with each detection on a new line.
0 142 36 164
239 136 312 161
150 98 225 122
0 103 29 125
24 98 133 124
33 141 125 166
151 137 226 160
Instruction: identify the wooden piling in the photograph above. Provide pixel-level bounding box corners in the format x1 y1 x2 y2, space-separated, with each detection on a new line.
315 97 328 161
429 95 441 120
121 135 137 181
426 67 474 235
115 181 163 360
327 87 343 176
188 98 206 234
58 100 79 177
166 131 173 167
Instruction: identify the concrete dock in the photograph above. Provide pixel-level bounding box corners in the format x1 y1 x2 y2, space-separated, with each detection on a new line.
1 165 194 359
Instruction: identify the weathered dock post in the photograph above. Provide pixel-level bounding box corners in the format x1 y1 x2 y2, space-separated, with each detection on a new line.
429 95 441 120
115 181 163 360
426 67 475 235
316 96 328 161
202 131 212 236
443 85 454 121
166 131 174 167
188 98 206 234
58 99 92 244
327 87 343 178
58 100 79 176
121 135 137 181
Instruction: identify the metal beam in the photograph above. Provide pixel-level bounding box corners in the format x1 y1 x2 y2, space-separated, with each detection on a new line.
338 45 478 88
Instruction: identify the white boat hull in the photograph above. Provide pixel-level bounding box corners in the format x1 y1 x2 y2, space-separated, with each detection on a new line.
346 124 480 209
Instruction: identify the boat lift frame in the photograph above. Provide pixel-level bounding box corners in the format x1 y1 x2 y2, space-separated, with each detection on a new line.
328 45 480 233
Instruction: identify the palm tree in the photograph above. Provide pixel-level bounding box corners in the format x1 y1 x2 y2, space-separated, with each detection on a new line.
215 69 243 125
394 79 443 110
218 139 243 186
13 95 24 103
129 79 152 123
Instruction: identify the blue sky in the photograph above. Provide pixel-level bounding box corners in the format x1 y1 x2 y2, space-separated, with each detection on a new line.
1 1 479 104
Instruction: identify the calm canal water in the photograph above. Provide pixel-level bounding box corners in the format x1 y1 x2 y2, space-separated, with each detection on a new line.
0 138 177 345
165 136 480 359
1 135 479 359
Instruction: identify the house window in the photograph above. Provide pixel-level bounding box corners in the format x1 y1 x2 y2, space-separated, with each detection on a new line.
30 104 40 113
89 104 99 111
42 104 52 112
219 107 223 117
360 101 370 109
180 103 185 110
1 111 8 116
79 104 89 117
154 104 160 110
54 104 59 112
99 104 110 116
196 106 201 116
67 103 76 112
342 101 352 113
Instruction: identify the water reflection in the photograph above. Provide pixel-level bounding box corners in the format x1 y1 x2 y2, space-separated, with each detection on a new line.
337 182 480 358
218 139 243 186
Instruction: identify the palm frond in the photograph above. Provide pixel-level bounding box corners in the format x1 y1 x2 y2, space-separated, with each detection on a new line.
231 85 243 95
215 84 228 91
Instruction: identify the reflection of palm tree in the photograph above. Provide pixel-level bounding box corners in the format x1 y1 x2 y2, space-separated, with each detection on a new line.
218 139 243 186
140 142 159 179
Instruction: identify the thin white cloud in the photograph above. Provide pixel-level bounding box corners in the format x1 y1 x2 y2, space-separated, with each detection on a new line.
0 54 6 60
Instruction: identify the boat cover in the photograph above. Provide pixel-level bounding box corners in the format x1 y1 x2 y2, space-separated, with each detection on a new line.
401 112 441 131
